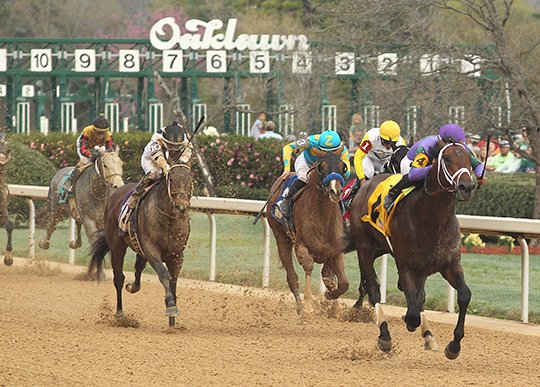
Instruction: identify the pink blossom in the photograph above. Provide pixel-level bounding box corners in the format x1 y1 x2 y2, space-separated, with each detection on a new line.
227 158 234 166
236 174 241 180
249 173 255 179
241 181 246 186
30 141 36 149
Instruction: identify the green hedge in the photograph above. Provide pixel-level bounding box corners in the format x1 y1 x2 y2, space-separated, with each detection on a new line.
8 133 538 218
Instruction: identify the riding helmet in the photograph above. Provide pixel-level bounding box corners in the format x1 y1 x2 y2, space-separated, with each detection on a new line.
379 120 401 142
318 130 341 151
160 121 186 147
92 113 110 132
438 123 466 143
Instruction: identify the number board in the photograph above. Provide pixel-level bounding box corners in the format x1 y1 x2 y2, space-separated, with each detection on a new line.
22 84 35 97
162 50 184 72
31 49 52 72
74 49 96 72
335 52 355 75
206 50 227 73
292 52 312 74
0 49 6 72
249 51 270 73
420 54 440 75
0 84 6 97
377 53 397 76
119 49 140 72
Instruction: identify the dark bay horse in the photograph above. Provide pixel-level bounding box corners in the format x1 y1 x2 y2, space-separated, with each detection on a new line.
89 161 192 327
39 149 124 251
267 149 349 315
346 142 475 359
0 136 14 266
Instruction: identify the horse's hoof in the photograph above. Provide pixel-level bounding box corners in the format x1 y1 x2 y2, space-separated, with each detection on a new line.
69 240 81 249
38 240 50 250
424 336 439 351
115 310 125 319
4 256 13 266
125 282 140 294
377 338 392 353
444 343 460 360
168 316 176 327
166 305 179 317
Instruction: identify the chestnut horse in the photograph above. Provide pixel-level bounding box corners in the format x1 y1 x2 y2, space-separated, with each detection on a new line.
346 142 475 359
267 150 349 315
0 136 14 266
88 160 192 327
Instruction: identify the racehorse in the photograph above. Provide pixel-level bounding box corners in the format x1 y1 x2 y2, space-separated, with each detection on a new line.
88 158 192 327
38 148 124 252
0 136 14 266
267 149 349 315
345 142 475 359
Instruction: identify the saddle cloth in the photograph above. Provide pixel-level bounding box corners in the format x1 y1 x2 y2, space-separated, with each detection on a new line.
360 175 415 237
270 176 298 226
118 180 160 233
57 164 93 204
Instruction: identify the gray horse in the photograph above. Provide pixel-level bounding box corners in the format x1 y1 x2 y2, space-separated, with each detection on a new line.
39 148 124 251
0 136 14 266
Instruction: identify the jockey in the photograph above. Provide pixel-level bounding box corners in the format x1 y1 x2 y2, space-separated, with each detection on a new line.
383 123 487 211
63 114 115 194
277 130 351 218
345 120 405 207
126 121 193 210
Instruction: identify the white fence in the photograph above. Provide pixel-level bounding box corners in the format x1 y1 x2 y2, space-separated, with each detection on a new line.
7 184 540 323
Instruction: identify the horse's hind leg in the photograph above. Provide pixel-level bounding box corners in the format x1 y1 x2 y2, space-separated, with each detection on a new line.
398 270 426 332
126 254 146 294
110 244 128 318
38 207 63 250
420 312 439 351
3 218 13 266
441 262 471 360
68 221 83 249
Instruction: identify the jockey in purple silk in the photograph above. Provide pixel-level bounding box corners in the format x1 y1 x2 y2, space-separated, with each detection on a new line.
383 123 487 211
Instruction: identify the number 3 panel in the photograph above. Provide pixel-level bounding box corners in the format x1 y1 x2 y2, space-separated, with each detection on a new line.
335 52 355 75
249 51 270 73
74 49 96 72
206 50 227 73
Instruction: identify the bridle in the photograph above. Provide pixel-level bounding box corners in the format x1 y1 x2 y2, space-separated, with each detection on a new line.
307 156 346 196
425 143 472 196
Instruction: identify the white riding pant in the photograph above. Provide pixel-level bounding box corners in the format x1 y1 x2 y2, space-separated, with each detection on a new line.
141 157 162 179
400 156 413 175
362 156 388 179
294 152 311 182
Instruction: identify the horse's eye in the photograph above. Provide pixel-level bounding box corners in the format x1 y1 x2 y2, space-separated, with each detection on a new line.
104 165 108 168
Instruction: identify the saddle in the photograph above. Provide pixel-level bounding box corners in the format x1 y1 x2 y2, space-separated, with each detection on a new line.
360 175 415 237
118 180 161 254
270 176 307 235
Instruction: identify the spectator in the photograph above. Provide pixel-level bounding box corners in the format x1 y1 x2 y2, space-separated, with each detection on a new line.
250 112 266 139
515 126 531 152
466 133 481 158
487 140 515 172
348 113 364 155
259 121 283 140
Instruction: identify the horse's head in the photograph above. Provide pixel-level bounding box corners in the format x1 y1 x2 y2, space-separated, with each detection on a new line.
313 146 347 203
385 145 409 174
167 162 192 211
431 142 474 201
98 148 124 189
0 135 11 166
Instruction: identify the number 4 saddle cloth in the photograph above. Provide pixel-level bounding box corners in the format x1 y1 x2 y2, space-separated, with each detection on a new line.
360 174 415 237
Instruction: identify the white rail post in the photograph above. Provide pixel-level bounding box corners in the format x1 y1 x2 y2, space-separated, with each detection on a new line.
518 236 529 323
262 217 271 287
27 199 35 259
207 213 217 281
379 254 388 303
447 283 455 313
68 217 76 265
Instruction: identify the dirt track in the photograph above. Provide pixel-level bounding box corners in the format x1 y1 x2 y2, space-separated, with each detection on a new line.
1 260 540 386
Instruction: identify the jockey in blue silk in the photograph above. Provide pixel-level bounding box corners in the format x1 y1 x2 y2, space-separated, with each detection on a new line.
383 123 487 211
277 130 351 218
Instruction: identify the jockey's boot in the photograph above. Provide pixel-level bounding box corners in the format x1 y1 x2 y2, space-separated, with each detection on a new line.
278 179 307 220
383 174 413 212
126 174 154 211
344 178 361 210
59 164 83 203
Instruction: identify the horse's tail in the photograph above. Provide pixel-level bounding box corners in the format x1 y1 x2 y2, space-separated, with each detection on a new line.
342 226 356 254
88 232 110 281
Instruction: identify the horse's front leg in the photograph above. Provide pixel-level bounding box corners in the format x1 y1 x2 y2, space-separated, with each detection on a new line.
126 254 146 294
165 251 185 304
325 253 349 300
272 226 302 314
441 263 471 360
68 221 83 249
144 245 177 327
3 218 13 266
295 244 314 316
